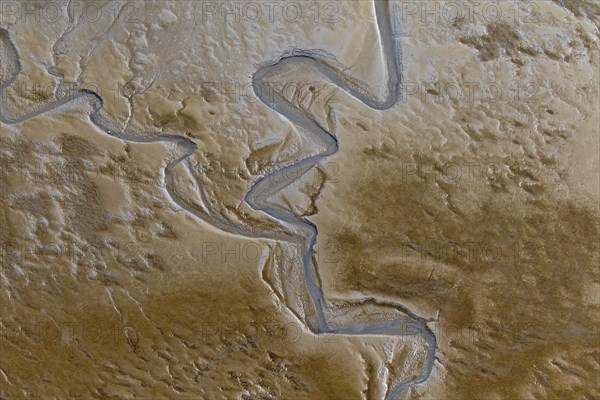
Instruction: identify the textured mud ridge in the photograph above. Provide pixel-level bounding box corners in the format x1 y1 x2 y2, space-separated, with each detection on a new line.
1 1 599 399
1 2 434 399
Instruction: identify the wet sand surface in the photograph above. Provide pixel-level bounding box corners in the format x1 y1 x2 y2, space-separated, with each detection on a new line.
1 1 599 399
